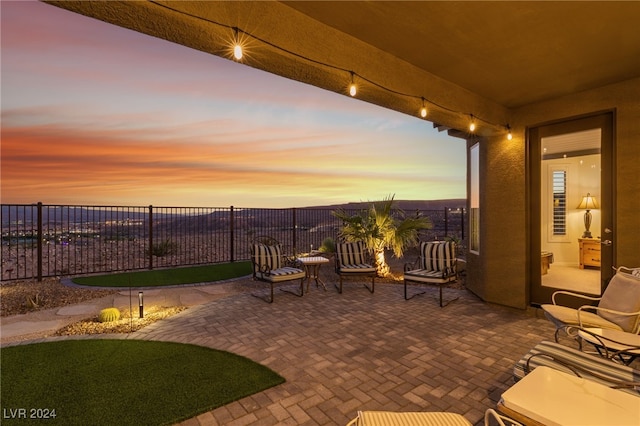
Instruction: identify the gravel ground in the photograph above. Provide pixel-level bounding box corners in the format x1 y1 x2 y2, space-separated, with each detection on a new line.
0 277 118 317
54 305 188 336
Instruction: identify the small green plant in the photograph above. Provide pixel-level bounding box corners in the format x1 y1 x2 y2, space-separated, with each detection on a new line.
98 308 121 323
318 237 336 254
147 238 178 257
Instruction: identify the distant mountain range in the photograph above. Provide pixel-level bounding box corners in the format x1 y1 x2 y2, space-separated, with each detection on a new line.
305 199 466 211
1 199 466 225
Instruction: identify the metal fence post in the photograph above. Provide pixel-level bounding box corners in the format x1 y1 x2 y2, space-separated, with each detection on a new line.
230 206 235 262
148 205 153 270
37 202 43 281
292 207 297 254
444 207 449 239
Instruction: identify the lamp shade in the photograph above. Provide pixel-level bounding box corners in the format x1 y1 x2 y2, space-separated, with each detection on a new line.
577 193 599 210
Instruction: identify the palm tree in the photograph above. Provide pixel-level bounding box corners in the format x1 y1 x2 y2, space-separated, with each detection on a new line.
332 195 432 277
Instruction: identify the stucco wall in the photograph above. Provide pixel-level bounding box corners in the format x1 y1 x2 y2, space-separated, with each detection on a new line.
469 77 640 309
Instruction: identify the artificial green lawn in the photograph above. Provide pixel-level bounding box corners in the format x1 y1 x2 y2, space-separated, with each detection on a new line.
71 261 252 288
1 340 284 425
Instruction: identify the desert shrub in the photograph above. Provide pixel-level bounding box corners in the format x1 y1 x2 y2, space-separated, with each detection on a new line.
319 237 336 253
147 238 178 257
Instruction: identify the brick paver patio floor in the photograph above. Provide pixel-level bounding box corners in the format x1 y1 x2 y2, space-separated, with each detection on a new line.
131 275 555 426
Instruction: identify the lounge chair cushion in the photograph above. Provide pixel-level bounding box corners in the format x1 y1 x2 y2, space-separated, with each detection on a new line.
255 266 305 283
598 271 640 332
542 305 624 331
513 340 640 396
348 411 471 426
339 264 376 274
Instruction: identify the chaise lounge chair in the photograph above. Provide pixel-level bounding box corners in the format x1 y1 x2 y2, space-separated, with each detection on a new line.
541 266 640 341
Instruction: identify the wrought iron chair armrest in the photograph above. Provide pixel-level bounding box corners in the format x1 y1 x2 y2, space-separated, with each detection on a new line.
578 305 640 319
564 324 640 361
617 266 640 276
577 305 640 334
257 263 274 276
403 257 421 272
282 256 302 269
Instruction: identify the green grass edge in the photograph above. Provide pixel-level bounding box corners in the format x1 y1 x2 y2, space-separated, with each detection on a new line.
0 339 285 426
71 261 252 288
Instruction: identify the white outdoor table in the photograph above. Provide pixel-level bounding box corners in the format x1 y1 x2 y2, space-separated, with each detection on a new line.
578 327 640 365
498 366 640 426
297 256 329 292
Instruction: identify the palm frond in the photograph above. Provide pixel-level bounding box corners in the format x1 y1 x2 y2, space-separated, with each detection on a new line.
331 195 433 273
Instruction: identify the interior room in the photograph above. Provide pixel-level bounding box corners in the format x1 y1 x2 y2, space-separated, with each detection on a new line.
540 129 601 295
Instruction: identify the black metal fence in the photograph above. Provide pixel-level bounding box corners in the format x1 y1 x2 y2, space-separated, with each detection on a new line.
1 203 465 281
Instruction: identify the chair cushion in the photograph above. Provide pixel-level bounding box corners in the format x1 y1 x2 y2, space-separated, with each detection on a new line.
541 304 624 331
339 264 376 274
513 340 640 396
337 241 367 266
599 271 640 332
252 243 282 272
256 266 305 283
404 269 457 284
353 410 471 426
419 241 456 272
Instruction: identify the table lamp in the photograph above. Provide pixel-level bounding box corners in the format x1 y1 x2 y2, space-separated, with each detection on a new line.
577 193 599 238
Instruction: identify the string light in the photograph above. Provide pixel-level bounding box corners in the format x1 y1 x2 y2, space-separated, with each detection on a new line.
420 97 427 118
232 27 243 60
149 1 511 137
349 72 357 97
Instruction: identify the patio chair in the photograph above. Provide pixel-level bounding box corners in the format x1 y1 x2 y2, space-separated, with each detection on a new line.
250 236 306 303
541 266 640 341
345 410 472 426
334 240 376 294
403 241 458 306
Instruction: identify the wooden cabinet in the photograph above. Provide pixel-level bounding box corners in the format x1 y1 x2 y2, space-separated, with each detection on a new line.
579 238 601 269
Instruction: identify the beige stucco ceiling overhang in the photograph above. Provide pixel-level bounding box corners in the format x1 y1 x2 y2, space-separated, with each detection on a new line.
45 1 640 137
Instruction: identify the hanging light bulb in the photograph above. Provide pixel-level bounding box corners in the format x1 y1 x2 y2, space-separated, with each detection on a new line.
233 44 243 60
469 115 476 132
420 97 427 118
507 125 513 140
349 72 357 97
233 27 243 60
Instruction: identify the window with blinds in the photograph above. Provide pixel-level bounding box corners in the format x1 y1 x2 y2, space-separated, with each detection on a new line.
552 170 567 235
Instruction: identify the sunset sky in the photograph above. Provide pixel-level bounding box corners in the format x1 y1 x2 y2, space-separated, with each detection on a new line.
1 1 466 208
